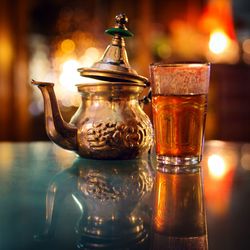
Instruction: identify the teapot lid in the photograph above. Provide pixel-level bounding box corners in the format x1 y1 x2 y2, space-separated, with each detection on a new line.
78 14 149 86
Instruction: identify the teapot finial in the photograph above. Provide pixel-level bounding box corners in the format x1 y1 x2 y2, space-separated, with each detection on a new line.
78 13 148 84
115 13 128 27
105 13 133 37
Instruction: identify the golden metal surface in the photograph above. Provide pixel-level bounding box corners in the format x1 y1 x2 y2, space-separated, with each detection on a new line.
78 14 149 86
31 80 153 160
78 68 149 85
31 14 153 160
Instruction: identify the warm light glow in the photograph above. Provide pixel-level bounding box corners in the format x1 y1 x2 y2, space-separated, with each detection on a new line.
241 153 250 170
57 59 81 107
241 144 250 170
61 39 75 53
0 34 13 70
209 30 229 54
157 43 172 59
208 154 226 179
131 216 136 222
207 29 239 64
62 59 79 74
57 50 101 107
29 35 56 115
79 47 100 67
29 30 102 109
59 59 81 92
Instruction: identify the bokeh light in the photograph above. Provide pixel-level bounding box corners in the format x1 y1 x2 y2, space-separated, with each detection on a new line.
29 29 103 111
242 39 250 54
241 144 250 170
206 30 239 64
79 47 100 67
209 30 229 54
61 39 75 54
208 154 226 179
59 59 81 92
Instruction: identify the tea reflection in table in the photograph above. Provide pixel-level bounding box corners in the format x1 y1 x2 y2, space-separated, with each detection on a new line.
151 164 208 250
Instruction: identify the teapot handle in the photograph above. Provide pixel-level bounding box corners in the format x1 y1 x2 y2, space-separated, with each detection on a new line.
139 86 152 106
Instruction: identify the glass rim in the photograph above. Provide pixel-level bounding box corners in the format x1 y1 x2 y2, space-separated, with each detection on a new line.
150 62 211 68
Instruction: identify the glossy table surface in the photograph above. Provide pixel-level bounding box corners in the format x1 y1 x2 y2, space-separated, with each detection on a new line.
0 141 250 250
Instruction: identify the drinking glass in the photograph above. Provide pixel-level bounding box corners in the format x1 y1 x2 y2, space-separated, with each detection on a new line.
150 63 210 165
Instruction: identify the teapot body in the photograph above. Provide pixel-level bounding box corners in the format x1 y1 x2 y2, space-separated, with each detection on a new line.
70 83 153 159
32 14 153 160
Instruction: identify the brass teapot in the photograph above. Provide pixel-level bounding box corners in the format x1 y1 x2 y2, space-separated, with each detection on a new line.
32 14 153 160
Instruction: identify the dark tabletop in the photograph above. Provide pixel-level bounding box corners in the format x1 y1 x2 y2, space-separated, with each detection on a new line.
0 141 249 250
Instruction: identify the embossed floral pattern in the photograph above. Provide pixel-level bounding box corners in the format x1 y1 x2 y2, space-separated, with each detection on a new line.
86 120 151 151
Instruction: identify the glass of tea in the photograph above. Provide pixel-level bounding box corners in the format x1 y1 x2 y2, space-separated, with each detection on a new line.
150 63 210 166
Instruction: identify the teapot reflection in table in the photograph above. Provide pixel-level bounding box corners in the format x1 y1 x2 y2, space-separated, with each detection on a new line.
36 157 154 249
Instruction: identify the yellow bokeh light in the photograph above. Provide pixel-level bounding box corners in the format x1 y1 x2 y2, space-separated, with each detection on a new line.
62 59 79 72
209 30 230 54
85 47 100 60
58 58 82 107
208 154 227 179
61 39 75 53
79 47 100 67
53 45 102 107
0 33 13 70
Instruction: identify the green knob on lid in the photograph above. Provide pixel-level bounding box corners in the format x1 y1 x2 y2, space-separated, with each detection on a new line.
105 13 133 37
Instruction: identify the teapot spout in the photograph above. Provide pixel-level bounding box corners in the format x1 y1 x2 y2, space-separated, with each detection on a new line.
31 80 77 151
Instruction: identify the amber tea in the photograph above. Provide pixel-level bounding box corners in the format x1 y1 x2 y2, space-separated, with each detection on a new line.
150 63 210 165
152 94 207 162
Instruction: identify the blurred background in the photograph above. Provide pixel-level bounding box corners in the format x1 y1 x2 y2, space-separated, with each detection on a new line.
0 0 250 142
